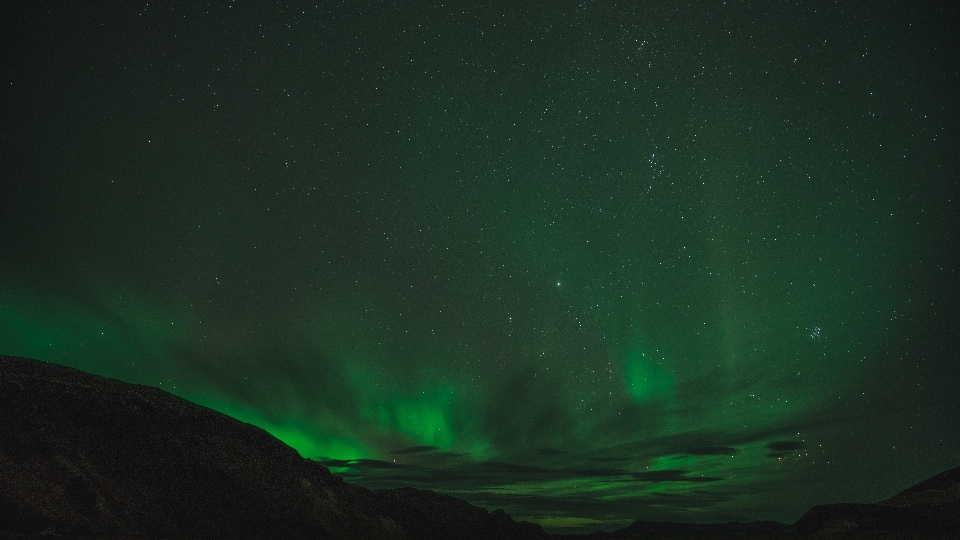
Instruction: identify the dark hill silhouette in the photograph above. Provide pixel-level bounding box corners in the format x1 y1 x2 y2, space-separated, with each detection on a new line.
878 465 960 528
0 355 545 539
795 465 960 538
557 469 959 539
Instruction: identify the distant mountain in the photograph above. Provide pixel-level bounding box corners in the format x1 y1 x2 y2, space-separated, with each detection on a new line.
0 355 546 539
605 519 790 538
794 466 960 538
878 465 960 528
565 467 959 539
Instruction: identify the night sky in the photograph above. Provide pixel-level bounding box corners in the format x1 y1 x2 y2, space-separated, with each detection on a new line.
2 1 958 532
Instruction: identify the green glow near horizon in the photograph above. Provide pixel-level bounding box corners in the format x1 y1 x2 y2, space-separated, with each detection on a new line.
185 394 370 460
349 363 461 450
0 287 195 384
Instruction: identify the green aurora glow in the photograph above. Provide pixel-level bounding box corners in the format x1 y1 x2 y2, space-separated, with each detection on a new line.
1 1 958 532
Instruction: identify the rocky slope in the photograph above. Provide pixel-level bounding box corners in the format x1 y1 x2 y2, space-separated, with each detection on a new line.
0 355 545 539
877 465 960 529
795 466 960 537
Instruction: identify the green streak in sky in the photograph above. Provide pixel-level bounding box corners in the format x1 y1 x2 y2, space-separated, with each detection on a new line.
0 286 194 384
0 287 372 460
384 384 457 448
311 317 485 455
185 394 369 460
353 368 459 449
623 349 673 403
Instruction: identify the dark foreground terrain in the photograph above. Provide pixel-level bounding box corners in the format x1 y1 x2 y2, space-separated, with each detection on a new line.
1 355 957 539
555 464 959 540
0 355 544 539
791 464 959 539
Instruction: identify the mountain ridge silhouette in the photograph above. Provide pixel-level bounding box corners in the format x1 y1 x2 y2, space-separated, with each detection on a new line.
0 355 545 539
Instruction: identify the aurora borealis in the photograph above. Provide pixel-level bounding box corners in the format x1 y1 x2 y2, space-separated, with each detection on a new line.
1 1 958 531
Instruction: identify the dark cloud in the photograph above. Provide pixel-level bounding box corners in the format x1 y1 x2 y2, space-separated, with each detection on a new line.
391 445 438 455
767 441 805 452
431 451 469 460
479 460 554 475
632 470 723 483
315 459 353 468
317 458 410 470
321 456 728 494
686 446 738 456
647 491 683 499
569 467 630 477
